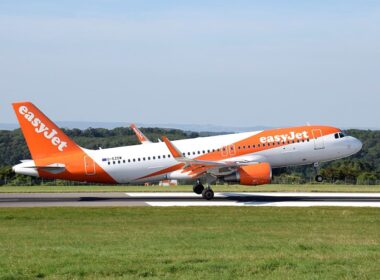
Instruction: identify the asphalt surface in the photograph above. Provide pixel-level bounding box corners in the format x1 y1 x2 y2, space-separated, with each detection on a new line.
1 192 380 207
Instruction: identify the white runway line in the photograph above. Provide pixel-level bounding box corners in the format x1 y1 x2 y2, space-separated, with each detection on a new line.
147 202 240 207
146 201 380 207
126 192 380 198
125 192 380 207
227 192 380 197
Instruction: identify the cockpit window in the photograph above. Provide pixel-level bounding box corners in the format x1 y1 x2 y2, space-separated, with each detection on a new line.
334 133 339 139
339 132 345 138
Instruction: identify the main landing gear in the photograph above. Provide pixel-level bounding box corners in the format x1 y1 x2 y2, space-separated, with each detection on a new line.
193 179 204 194
314 162 324 183
193 180 214 200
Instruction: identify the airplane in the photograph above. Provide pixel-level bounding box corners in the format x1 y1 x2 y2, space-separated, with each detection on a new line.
12 102 362 200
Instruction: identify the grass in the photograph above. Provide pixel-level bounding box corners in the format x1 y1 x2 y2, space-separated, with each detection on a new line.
1 184 380 193
0 207 379 279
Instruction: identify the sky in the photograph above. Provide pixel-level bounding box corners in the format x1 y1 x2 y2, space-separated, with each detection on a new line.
0 0 379 129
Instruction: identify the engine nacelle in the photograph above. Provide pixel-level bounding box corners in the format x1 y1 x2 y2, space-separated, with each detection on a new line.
223 163 272 186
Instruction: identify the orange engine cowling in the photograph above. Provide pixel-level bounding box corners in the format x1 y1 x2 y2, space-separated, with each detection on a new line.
223 163 272 186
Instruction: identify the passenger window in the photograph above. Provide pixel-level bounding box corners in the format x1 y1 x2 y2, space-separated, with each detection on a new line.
163 155 166 159
123 160 126 163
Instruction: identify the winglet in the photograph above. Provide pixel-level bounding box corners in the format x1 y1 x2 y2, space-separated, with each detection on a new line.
130 124 152 144
162 136 183 158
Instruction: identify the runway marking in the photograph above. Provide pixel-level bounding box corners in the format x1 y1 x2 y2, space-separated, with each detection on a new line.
126 192 380 207
126 192 380 198
146 201 380 207
224 192 380 197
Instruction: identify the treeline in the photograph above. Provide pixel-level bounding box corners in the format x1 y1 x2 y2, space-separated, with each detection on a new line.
0 127 379 185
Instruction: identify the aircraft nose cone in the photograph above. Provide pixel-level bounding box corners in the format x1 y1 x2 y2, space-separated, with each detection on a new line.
352 138 363 154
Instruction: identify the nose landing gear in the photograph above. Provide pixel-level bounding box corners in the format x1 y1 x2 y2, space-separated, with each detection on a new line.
315 175 324 183
314 162 324 183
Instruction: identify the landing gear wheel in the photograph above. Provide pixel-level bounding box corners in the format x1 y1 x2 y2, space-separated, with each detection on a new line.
315 175 324 183
202 188 214 200
193 184 204 194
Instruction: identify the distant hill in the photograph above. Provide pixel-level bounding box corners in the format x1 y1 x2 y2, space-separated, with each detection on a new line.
0 122 270 133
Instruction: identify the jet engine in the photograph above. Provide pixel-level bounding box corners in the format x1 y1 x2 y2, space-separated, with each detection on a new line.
223 162 272 185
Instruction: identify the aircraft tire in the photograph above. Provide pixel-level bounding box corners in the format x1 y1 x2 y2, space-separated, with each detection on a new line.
202 188 214 200
193 184 204 194
315 175 324 183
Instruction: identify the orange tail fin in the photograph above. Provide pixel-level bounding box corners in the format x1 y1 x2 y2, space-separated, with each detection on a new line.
12 102 81 160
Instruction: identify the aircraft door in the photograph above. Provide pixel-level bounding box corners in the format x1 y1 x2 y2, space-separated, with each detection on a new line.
312 129 325 150
221 145 236 157
84 156 96 175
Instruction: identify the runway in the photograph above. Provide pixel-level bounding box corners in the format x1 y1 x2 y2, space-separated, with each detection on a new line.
1 192 380 207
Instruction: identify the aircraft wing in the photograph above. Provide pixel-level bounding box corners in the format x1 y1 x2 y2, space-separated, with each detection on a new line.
130 124 152 144
162 136 264 177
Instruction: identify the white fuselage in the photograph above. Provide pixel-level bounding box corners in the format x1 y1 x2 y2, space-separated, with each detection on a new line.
82 128 362 184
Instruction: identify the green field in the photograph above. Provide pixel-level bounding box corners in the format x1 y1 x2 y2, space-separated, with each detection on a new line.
0 207 379 279
1 184 380 193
